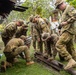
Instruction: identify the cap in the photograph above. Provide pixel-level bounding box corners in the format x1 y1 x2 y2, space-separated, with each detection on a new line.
55 0 64 8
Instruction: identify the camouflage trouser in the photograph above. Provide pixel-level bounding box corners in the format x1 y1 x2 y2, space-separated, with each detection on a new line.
44 41 48 53
51 44 57 58
4 46 31 63
46 40 52 56
32 35 38 49
38 39 43 53
56 31 76 61
1 37 10 46
46 40 57 58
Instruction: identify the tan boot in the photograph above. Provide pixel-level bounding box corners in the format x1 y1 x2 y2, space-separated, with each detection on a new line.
43 53 48 59
6 61 12 67
1 61 6 72
47 56 54 61
64 59 76 70
26 61 34 65
13 58 19 63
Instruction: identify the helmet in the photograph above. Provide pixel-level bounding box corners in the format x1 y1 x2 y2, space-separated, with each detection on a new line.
42 32 50 40
16 20 24 26
55 0 64 8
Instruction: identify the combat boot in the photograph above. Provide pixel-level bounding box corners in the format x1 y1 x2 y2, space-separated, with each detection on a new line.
43 53 48 59
13 58 19 63
1 61 6 72
47 56 54 61
64 59 76 70
26 61 34 65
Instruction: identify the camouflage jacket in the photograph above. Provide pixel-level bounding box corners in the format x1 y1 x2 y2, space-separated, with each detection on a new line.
31 23 38 36
35 18 51 35
15 26 27 38
4 38 24 52
1 22 17 38
60 5 76 35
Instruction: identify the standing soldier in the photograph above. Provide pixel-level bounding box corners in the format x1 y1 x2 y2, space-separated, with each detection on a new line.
32 15 51 53
29 15 39 51
1 36 34 72
55 0 76 69
1 20 24 46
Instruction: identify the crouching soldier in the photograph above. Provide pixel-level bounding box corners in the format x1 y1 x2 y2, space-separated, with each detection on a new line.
1 20 24 46
1 36 34 72
42 33 58 60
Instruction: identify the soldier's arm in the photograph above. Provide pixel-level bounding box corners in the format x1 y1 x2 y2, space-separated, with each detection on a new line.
14 27 22 37
67 8 76 23
19 39 25 46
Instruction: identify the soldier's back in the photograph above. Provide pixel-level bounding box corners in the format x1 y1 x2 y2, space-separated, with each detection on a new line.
4 38 24 52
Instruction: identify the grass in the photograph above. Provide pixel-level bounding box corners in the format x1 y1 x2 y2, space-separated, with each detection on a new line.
0 36 74 75
0 37 58 75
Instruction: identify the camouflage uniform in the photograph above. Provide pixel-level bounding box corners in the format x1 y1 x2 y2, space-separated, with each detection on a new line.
3 38 31 64
1 22 17 46
31 23 38 50
55 4 76 61
35 18 51 53
48 34 58 58
43 18 51 28
15 24 28 38
42 33 58 59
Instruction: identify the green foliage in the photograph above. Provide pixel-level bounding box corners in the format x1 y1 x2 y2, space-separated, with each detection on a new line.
0 24 4 32
66 0 76 8
20 0 53 19
36 6 42 15
3 0 54 24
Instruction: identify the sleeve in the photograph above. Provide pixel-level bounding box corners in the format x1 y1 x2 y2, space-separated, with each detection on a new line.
39 20 47 29
19 39 24 46
15 27 22 38
67 7 76 23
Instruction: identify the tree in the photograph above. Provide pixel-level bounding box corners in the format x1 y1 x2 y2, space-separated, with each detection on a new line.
3 0 55 24
66 0 76 8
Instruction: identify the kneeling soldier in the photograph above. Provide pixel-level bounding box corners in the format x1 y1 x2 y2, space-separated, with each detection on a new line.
1 36 34 72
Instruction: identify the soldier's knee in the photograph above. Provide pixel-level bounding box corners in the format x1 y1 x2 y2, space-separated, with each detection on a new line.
23 46 28 50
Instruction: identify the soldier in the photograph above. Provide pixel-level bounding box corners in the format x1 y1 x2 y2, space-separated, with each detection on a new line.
32 15 51 53
1 35 34 72
1 20 24 46
55 0 76 69
15 24 28 38
42 33 58 60
29 15 39 51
